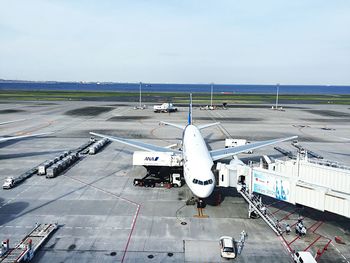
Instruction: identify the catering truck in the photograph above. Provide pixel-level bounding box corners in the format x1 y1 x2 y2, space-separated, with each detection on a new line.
225 138 253 154
132 151 183 188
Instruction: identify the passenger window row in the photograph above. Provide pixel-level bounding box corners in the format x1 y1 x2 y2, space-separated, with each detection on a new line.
192 178 213 185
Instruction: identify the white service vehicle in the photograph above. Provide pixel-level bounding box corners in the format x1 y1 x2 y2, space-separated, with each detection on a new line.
293 251 317 263
225 138 253 154
153 103 178 113
132 151 183 187
2 177 15 189
219 236 236 259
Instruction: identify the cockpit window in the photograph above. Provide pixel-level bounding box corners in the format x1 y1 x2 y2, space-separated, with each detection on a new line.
193 178 213 185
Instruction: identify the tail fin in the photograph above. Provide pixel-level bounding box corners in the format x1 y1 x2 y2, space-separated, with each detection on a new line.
188 93 192 125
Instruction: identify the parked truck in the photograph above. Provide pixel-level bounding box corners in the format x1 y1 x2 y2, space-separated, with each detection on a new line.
2 177 16 189
46 165 60 178
153 103 177 113
38 160 54 175
132 151 183 188
133 173 182 188
89 138 109 155
45 152 79 179
3 168 37 189
293 251 317 263
225 138 253 154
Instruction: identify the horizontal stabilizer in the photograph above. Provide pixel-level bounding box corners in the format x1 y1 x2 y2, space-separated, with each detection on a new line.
210 136 298 161
90 132 180 153
197 122 220 130
160 121 185 130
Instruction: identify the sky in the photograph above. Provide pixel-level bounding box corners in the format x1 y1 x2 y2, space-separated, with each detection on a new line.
0 0 350 85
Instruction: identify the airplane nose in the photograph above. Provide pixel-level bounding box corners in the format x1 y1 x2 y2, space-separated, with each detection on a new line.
195 184 214 199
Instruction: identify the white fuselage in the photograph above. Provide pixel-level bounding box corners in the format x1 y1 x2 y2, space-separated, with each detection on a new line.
182 125 215 198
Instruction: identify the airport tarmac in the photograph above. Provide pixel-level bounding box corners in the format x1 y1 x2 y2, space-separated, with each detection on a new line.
0 100 349 262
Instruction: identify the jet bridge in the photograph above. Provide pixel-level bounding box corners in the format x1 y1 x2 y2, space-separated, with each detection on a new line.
216 155 350 219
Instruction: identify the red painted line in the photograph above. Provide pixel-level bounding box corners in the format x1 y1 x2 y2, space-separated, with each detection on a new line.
279 234 293 255
312 221 324 233
304 235 322 251
288 235 300 246
63 175 142 263
280 234 293 252
291 221 298 227
121 204 140 263
308 221 321 232
279 209 297 221
323 239 332 251
271 204 289 215
315 239 333 261
325 239 332 249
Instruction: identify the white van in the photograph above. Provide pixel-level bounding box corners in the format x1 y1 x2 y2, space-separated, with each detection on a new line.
219 236 236 259
293 251 317 263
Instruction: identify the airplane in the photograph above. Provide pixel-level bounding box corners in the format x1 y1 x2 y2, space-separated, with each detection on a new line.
90 94 297 199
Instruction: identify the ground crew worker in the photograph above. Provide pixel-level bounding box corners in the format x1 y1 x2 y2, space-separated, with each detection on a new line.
286 224 291 234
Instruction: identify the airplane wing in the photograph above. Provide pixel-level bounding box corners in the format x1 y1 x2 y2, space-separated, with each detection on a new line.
90 132 181 153
159 121 185 130
0 132 53 143
210 136 297 161
0 119 26 125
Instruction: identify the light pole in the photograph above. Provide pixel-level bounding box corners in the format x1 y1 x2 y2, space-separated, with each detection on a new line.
139 82 142 108
275 83 279 109
210 83 213 109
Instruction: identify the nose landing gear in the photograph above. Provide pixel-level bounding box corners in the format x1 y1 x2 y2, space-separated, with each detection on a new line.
194 198 209 218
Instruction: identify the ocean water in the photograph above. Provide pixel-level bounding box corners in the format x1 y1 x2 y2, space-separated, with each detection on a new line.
0 82 349 94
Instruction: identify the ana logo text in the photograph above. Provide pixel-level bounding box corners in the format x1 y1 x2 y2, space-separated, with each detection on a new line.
145 157 159 161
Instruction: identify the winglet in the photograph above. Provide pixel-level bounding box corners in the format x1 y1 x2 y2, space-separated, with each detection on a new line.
188 93 192 125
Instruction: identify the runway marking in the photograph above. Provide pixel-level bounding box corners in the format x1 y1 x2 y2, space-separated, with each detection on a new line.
63 175 140 263
14 121 54 136
51 225 131 231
